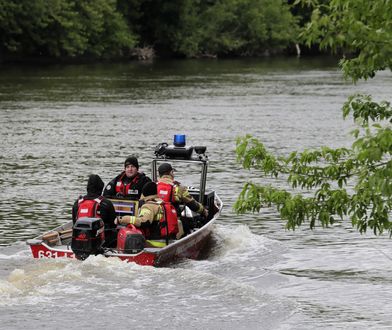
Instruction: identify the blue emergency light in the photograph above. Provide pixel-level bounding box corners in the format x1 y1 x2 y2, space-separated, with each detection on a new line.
173 134 186 147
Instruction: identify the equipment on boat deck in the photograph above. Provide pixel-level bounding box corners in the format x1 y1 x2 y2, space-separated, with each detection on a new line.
117 225 145 254
173 134 186 147
154 136 207 161
71 217 105 260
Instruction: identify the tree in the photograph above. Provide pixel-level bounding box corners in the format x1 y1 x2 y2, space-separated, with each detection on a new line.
137 0 203 57
0 0 299 60
234 0 392 236
0 0 136 59
129 0 298 58
299 0 392 82
199 0 298 57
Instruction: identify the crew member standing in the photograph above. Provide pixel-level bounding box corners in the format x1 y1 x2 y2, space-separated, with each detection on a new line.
103 156 151 200
72 174 117 248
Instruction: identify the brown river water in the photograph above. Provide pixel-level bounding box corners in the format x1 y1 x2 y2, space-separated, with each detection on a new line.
0 58 391 329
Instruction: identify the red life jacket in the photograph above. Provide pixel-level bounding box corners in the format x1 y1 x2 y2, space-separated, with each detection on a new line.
77 196 103 219
157 182 179 237
157 181 175 203
115 173 140 197
160 203 179 238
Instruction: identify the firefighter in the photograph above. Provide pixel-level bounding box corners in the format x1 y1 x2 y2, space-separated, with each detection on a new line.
157 163 208 218
117 182 184 240
72 174 117 247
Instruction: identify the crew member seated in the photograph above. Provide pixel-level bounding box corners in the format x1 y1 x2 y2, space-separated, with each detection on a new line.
117 182 184 240
103 156 151 200
157 162 208 218
72 174 117 248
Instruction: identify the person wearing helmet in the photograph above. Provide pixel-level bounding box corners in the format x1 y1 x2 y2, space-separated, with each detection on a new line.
103 156 151 200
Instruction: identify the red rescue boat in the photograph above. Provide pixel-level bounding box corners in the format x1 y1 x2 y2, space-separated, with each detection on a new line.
27 137 223 266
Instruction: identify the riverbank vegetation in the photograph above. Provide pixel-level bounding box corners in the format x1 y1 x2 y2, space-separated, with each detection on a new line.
0 0 305 62
235 0 392 236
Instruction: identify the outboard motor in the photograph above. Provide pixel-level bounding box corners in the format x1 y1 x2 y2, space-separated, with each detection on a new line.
117 225 145 254
71 217 105 260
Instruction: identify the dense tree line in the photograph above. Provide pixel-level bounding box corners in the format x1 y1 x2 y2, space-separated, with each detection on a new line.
0 0 300 61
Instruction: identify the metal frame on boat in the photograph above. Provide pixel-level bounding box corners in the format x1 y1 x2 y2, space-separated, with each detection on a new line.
27 138 223 266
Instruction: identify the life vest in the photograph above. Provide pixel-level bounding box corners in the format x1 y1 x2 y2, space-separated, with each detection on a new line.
157 181 175 203
115 173 140 198
77 196 103 219
160 203 179 238
157 181 179 237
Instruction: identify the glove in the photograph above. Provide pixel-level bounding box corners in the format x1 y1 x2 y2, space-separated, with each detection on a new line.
118 216 131 225
114 216 127 225
118 216 137 225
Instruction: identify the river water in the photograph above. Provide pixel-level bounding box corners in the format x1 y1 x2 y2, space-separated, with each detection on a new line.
0 58 391 329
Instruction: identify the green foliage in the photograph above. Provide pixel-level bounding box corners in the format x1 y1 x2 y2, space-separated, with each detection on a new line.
141 0 204 57
75 0 137 58
0 0 300 60
128 0 298 58
295 0 392 81
199 0 298 56
235 0 392 236
235 95 392 235
0 0 136 58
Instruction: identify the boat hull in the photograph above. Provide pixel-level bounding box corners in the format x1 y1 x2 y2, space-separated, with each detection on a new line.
27 195 221 266
28 220 214 266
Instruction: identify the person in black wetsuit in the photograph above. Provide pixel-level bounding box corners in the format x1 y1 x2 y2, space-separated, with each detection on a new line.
72 174 117 248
